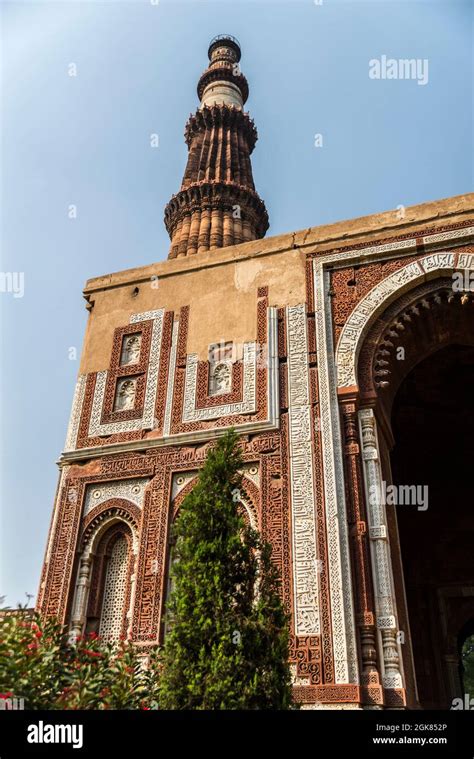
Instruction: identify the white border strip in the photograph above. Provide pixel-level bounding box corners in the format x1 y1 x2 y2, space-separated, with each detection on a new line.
313 261 359 684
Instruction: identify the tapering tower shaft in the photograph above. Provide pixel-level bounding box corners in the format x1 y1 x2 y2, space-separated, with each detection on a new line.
164 36 269 259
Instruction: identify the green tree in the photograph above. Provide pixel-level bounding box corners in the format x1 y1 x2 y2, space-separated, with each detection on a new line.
461 634 474 696
158 429 293 709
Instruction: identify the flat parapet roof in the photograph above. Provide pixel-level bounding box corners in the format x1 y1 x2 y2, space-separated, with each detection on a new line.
84 193 474 295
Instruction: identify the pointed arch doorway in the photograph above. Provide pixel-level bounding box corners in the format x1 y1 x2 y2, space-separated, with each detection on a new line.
391 343 474 708
347 271 474 708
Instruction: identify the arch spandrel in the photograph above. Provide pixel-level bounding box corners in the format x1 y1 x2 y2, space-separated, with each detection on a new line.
356 280 474 415
80 497 141 555
171 473 260 531
335 253 458 390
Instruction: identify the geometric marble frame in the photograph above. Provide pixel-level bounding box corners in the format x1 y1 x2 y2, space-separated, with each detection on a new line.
335 252 457 388
62 306 281 460
88 310 165 437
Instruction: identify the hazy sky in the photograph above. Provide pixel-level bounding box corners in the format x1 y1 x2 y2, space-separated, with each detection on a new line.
1 0 472 606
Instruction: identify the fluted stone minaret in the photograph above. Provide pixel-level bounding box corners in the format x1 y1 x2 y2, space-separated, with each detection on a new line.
164 35 269 259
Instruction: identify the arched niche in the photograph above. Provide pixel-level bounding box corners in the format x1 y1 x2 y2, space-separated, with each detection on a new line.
70 500 139 642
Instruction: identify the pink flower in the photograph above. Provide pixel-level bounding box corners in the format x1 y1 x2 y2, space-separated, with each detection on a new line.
82 649 102 658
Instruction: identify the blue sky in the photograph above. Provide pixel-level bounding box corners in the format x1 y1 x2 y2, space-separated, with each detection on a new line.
1 0 472 606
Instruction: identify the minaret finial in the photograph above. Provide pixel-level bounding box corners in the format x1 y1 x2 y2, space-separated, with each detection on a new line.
198 35 246 110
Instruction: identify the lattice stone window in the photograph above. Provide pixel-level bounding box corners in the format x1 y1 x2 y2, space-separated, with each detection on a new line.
99 536 129 642
208 341 233 396
114 376 138 411
120 333 141 366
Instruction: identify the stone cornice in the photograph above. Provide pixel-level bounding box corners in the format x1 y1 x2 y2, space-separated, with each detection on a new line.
58 417 279 466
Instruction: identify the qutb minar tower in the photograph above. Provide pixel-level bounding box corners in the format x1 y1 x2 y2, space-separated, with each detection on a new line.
164 35 268 258
38 33 474 710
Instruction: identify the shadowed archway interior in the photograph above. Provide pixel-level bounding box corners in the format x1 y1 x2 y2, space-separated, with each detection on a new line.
390 344 474 709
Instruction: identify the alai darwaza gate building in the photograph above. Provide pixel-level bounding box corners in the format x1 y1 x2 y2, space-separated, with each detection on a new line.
38 35 474 710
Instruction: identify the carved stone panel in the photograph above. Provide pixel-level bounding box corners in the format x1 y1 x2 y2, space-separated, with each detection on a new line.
120 334 142 366
286 304 320 636
114 377 138 411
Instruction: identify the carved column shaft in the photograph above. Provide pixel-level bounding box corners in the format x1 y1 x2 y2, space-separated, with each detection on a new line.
242 217 253 241
187 210 201 256
358 407 403 690
69 554 92 640
169 217 183 259
340 399 382 697
223 209 234 247
210 208 222 249
233 213 243 244
198 207 211 253
178 214 192 256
